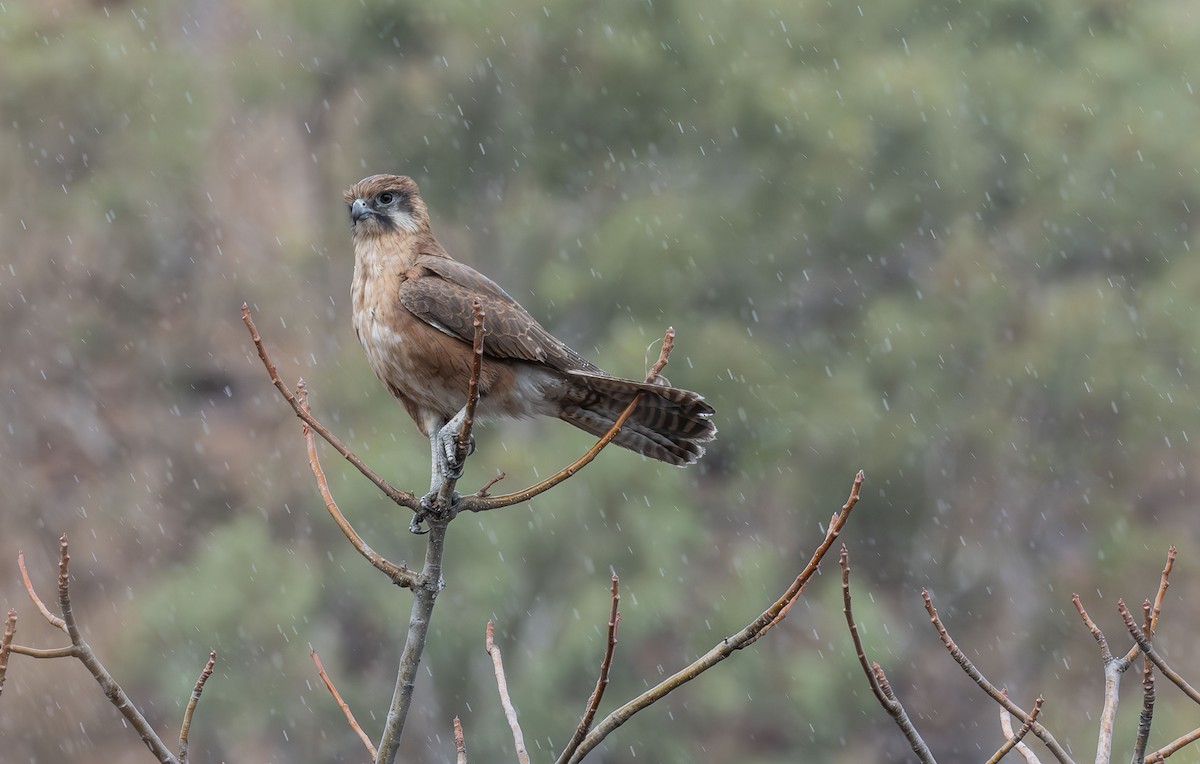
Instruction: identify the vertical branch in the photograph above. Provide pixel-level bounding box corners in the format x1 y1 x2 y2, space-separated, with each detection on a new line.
0 609 15 696
454 716 468 764
178 651 217 764
557 575 622 764
376 520 448 764
1072 594 1129 764
1133 602 1156 764
485 621 531 764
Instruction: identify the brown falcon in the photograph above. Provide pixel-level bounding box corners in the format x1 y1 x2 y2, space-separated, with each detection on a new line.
344 174 716 509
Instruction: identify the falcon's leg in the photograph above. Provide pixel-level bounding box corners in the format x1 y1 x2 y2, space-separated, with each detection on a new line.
416 407 475 526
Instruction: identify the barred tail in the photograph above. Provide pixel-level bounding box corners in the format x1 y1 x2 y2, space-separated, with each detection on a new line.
556 371 717 466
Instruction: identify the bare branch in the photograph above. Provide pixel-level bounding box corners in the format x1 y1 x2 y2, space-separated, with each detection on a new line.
436 301 487 514
923 591 1073 764
1134 600 1157 764
376 520 448 764
18 551 65 631
841 546 935 762
486 621 531 764
567 470 863 764
473 471 507 498
456 300 486 464
557 575 622 764
999 692 1042 764
178 651 216 764
1072 593 1130 763
1122 546 1176 665
312 648 376 761
463 327 676 513
1119 600 1200 706
15 536 181 763
241 304 419 512
454 716 468 764
1146 726 1200 762
0 609 15 695
297 382 419 589
986 696 1043 764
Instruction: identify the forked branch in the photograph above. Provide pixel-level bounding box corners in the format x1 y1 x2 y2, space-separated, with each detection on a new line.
7 537 215 764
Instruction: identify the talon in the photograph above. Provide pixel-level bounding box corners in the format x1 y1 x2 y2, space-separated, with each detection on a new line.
418 490 461 520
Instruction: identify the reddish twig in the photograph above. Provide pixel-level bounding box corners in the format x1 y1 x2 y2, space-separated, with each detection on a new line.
1119 600 1200 705
485 621 531 764
464 328 676 513
473 471 507 498
923 591 1073 764
1146 726 1200 762
566 470 863 764
435 301 487 514
986 697 1044 764
456 300 486 465
312 648 376 761
297 382 419 589
557 575 622 764
841 546 934 762
178 651 217 764
454 716 468 764
1121 546 1176 664
241 304 419 512
18 551 65 631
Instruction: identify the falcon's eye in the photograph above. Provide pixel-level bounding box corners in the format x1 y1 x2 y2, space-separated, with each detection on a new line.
377 192 396 206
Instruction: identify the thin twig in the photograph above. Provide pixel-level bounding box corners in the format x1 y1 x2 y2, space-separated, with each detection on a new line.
474 471 507 498
456 300 486 464
464 327 676 513
1072 594 1129 764
566 470 863 764
485 621 531 764
0 609 15 696
18 551 65 631
1146 726 1200 762
436 302 487 514
297 381 419 588
923 591 1073 764
986 697 1043 764
312 648 376 761
841 546 935 762
8 644 78 658
241 304 419 512
1000 691 1043 764
557 575 622 764
454 716 468 764
1119 600 1200 705
1121 546 1176 665
178 651 216 764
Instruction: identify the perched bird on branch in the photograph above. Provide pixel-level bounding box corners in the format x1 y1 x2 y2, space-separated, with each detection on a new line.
344 174 716 509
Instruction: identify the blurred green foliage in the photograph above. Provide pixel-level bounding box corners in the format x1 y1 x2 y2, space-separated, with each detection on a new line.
2 0 1200 762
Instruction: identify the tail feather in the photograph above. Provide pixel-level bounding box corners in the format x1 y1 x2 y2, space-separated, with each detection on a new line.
557 370 716 466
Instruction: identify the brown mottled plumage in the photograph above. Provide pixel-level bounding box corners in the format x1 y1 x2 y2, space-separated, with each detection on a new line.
344 174 715 492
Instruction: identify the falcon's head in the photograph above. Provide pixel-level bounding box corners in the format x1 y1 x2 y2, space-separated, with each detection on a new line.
343 174 430 237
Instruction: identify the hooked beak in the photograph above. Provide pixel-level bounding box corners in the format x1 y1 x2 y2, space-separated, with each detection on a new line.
350 198 371 224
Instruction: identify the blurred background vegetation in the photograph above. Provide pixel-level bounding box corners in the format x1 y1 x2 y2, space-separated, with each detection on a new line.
2 0 1199 761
